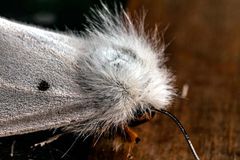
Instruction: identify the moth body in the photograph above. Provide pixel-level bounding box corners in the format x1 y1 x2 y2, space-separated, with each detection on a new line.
0 7 174 137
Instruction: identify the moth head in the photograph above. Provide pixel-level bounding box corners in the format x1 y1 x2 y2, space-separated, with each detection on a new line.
74 5 175 135
77 39 174 132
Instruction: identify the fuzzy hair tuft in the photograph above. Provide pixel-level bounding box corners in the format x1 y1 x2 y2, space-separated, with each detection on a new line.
63 4 175 137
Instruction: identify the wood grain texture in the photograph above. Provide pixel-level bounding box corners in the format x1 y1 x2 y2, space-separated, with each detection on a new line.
126 0 240 159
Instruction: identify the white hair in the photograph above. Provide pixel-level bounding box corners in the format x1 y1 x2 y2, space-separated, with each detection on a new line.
64 5 175 136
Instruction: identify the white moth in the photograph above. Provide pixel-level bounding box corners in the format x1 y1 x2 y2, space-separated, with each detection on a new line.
0 7 174 138
0 6 202 160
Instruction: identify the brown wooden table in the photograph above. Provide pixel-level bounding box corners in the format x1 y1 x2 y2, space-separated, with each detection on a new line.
90 0 240 159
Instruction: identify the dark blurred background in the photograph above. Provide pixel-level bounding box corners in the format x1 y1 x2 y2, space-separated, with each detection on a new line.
0 0 127 30
0 0 240 160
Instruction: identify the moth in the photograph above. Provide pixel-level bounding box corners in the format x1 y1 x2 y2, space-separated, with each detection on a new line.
0 5 199 160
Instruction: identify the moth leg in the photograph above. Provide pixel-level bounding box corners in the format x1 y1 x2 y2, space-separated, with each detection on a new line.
113 126 139 160
124 126 140 144
125 111 155 159
124 126 140 159
113 111 155 159
33 133 63 147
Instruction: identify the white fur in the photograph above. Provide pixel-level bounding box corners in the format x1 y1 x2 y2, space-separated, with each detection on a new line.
66 6 175 135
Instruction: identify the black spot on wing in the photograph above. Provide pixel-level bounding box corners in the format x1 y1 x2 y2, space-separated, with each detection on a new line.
37 80 50 91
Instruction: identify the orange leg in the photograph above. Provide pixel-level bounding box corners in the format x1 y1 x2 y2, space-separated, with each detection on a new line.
124 126 140 160
114 111 155 159
124 126 140 144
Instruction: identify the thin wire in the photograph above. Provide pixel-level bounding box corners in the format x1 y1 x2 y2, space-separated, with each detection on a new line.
152 108 200 160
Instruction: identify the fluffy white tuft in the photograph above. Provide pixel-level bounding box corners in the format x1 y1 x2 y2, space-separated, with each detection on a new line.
64 5 175 136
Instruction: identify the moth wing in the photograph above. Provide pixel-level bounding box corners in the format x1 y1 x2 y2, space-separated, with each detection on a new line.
0 17 87 137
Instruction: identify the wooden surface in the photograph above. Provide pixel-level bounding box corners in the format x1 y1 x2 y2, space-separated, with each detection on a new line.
126 0 240 159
